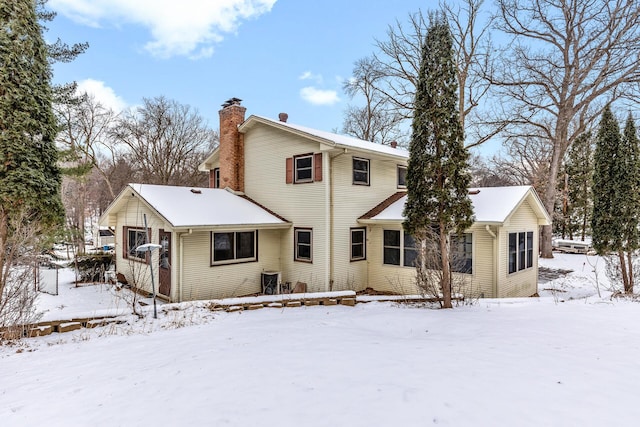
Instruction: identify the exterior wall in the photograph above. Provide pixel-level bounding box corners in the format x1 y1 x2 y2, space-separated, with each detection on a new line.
496 199 540 297
114 197 169 298
366 224 417 294
243 125 329 291
330 153 406 291
365 224 495 297
178 228 282 300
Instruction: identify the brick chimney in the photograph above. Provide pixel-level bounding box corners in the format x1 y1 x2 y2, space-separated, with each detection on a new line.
218 98 246 192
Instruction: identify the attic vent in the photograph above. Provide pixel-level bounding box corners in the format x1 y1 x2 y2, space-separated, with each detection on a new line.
191 189 202 194
469 189 480 195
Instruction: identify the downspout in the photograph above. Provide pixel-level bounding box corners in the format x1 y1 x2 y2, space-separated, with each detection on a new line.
485 225 498 298
177 228 192 303
328 149 347 292
325 152 332 292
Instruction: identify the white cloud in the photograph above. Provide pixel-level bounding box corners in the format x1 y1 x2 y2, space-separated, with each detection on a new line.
49 0 277 58
298 71 323 84
76 79 128 112
300 87 340 106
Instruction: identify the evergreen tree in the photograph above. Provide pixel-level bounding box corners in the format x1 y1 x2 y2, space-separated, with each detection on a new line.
592 107 640 293
564 132 594 241
403 14 474 309
0 0 63 316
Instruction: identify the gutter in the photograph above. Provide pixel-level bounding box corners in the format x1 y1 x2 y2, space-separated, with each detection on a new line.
485 225 498 298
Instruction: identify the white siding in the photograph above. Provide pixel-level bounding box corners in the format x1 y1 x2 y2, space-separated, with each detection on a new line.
331 154 405 291
243 126 328 292
178 229 282 300
497 200 540 297
114 197 169 297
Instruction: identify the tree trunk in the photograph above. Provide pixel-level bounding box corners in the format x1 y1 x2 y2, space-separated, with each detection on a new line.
440 224 452 308
626 251 634 294
618 250 630 293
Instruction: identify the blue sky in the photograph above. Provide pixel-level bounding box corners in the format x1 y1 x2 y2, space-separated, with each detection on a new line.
45 0 446 134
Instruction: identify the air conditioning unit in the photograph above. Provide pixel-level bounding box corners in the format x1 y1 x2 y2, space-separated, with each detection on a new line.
261 271 281 295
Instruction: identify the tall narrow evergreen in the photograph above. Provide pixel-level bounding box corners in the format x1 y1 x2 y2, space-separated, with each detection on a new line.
564 132 594 241
592 107 640 293
403 14 473 308
592 106 621 254
0 0 63 305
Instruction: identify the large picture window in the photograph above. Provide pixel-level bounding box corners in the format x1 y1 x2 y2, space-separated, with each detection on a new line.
295 228 312 262
508 231 533 274
383 229 473 274
350 228 366 261
211 230 257 265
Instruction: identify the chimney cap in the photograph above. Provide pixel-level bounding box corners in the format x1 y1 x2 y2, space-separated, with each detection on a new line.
278 112 288 123
222 97 242 108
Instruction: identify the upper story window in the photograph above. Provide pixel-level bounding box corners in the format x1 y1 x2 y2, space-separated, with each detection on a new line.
397 165 407 188
353 157 370 185
211 230 257 265
508 231 533 274
295 155 313 183
286 153 323 184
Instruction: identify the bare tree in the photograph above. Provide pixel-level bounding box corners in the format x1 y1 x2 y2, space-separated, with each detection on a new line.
345 0 498 148
342 57 404 144
114 96 217 187
0 208 44 337
56 95 121 197
493 0 640 257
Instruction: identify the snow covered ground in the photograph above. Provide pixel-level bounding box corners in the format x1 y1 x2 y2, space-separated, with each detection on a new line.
2 254 640 426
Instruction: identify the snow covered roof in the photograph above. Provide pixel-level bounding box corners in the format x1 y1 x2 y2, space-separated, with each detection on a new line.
241 115 409 160
359 186 551 225
103 184 290 229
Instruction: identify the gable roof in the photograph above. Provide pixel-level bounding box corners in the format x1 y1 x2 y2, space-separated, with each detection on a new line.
359 186 551 226
241 115 409 160
199 114 408 172
100 184 290 229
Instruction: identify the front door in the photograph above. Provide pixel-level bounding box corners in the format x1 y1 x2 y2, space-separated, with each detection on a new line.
158 230 171 297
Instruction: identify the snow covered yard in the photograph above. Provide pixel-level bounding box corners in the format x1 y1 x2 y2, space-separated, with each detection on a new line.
2 254 640 426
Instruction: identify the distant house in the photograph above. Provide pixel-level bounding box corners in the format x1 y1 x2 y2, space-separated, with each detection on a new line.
99 99 551 301
95 228 115 249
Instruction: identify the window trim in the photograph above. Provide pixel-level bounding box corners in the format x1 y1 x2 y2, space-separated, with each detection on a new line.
350 227 367 261
294 154 314 184
294 228 313 263
508 231 534 274
352 157 370 186
124 226 150 264
383 229 401 266
397 165 407 189
210 230 258 266
213 167 220 188
451 233 473 274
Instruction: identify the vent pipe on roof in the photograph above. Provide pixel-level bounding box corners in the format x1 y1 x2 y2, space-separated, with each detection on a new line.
191 189 202 194
278 112 288 123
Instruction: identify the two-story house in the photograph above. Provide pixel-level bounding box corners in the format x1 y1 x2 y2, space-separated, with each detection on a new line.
99 99 550 301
